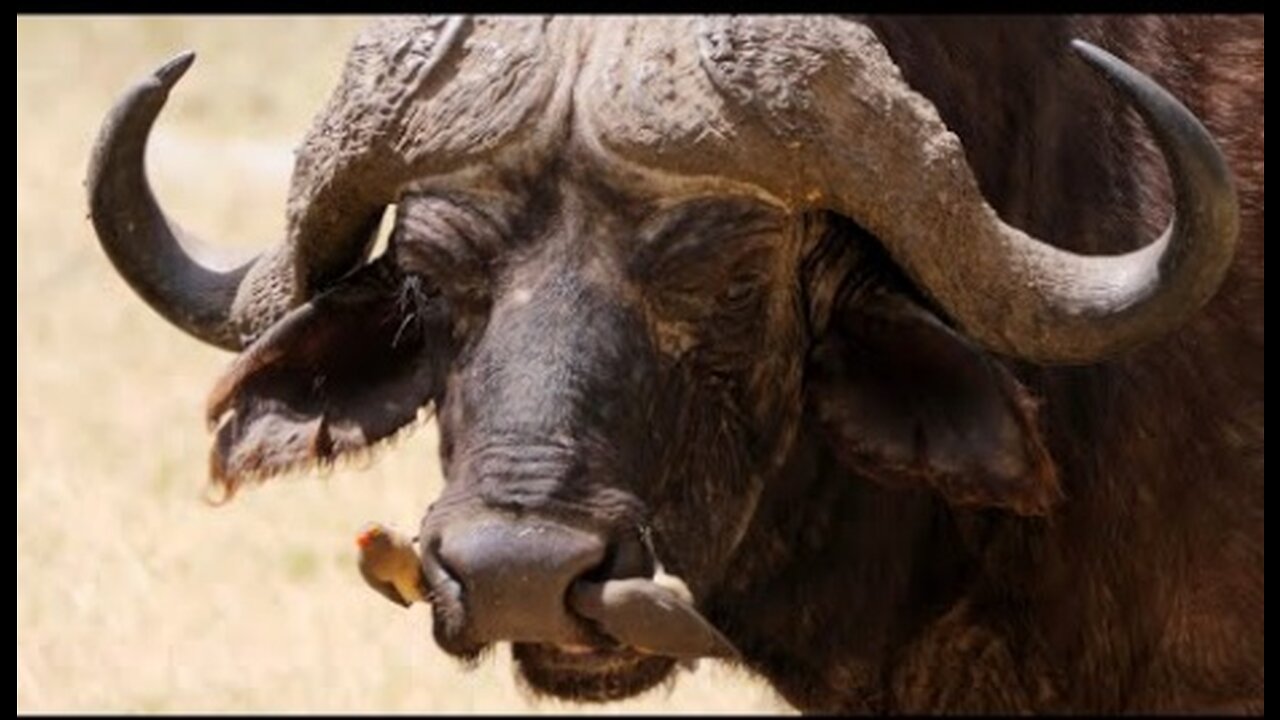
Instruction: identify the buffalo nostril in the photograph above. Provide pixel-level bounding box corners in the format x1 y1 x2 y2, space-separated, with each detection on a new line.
435 520 608 646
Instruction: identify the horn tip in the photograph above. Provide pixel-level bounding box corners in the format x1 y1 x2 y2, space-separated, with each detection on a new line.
1068 38 1096 53
1068 38 1122 74
155 50 196 87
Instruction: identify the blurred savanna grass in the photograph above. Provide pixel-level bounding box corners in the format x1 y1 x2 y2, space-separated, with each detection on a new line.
16 16 791 713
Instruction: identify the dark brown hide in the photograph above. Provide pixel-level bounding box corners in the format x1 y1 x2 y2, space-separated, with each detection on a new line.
101 15 1262 714
705 16 1263 713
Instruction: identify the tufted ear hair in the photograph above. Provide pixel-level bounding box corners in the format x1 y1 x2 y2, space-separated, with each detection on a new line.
807 286 1061 516
204 258 452 502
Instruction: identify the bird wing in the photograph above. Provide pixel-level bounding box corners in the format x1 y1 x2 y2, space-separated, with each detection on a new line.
358 559 412 608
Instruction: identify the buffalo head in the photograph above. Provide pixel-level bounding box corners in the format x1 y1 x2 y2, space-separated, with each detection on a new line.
87 17 1237 702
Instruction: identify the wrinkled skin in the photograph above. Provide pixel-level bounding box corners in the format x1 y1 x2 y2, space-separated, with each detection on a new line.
416 171 804 592
214 159 822 699
98 15 1262 713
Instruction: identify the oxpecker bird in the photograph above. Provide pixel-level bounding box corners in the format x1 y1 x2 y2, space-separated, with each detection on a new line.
356 523 427 608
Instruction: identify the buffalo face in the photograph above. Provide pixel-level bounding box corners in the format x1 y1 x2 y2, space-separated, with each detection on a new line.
205 160 814 699
395 171 812 700
202 156 1066 701
89 16 1240 707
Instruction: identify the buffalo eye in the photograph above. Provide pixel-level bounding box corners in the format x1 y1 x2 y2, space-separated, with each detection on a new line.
720 275 761 308
389 195 504 337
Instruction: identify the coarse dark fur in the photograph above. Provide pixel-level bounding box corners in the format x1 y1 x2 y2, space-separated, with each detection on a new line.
205 16 1263 713
702 16 1262 712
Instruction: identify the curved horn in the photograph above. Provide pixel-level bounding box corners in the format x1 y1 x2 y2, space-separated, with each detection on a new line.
87 52 301 351
582 19 1238 363
89 18 558 351
86 53 298 351
818 35 1238 364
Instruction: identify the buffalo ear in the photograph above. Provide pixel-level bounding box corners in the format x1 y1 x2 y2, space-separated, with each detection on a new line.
204 258 450 501
808 288 1060 516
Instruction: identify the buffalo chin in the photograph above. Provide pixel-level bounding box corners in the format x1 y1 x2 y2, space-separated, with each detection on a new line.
511 643 677 703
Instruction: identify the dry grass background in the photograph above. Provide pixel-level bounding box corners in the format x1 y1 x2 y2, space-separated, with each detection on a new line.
16 17 792 713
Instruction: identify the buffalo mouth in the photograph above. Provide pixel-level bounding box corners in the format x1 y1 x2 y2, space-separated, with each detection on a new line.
425 573 739 702
428 606 684 703
511 642 677 702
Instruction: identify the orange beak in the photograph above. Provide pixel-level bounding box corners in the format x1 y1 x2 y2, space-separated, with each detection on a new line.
356 527 382 549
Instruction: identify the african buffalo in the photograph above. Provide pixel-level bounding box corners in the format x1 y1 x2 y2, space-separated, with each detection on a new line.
87 15 1263 713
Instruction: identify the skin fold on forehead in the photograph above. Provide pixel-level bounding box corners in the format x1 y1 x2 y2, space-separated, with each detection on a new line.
324 16 820 209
